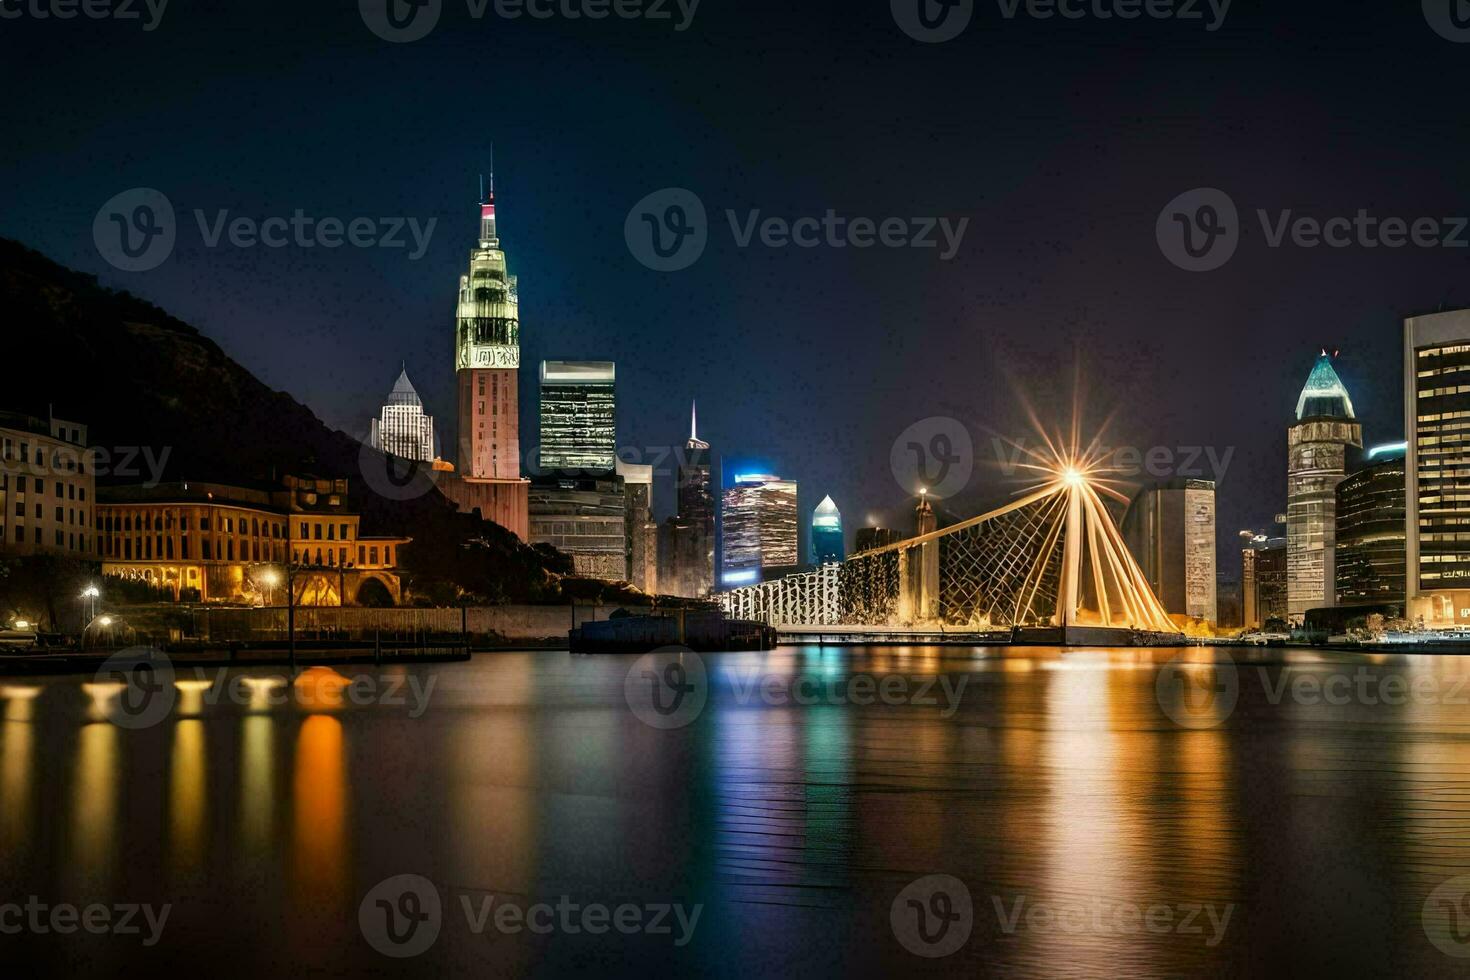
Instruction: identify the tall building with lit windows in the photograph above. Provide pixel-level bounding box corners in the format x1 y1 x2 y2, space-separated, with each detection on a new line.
1287 351 1362 620
811 495 844 565
439 173 530 538
1335 443 1407 606
538 361 616 473
657 403 715 597
720 473 798 587
1405 310 1470 624
1121 478 1218 623
0 409 95 559
368 366 435 463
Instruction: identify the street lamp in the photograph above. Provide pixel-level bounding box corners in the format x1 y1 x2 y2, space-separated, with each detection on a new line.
80 584 100 624
257 568 281 607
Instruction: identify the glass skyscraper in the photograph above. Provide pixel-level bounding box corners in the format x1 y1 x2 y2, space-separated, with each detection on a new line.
1335 443 1407 606
720 473 798 586
538 361 616 473
810 495 844 565
1405 309 1470 624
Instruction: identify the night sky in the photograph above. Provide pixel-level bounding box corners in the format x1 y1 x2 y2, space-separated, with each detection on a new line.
4 0 1469 575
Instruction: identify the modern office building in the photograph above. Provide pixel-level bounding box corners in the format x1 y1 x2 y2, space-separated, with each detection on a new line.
854 526 903 553
1287 351 1363 621
616 459 656 592
539 361 616 473
1121 478 1218 623
1241 533 1289 627
0 409 96 559
97 475 409 606
1335 443 1407 606
368 366 436 463
810 495 844 565
527 473 627 580
657 404 715 598
440 173 530 539
720 473 798 587
1404 309 1470 624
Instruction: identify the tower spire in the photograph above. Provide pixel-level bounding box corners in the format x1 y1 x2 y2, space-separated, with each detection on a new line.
478 149 498 247
691 400 698 442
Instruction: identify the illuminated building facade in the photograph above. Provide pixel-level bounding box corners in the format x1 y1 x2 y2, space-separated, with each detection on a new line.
1241 533 1288 627
527 473 627 580
368 366 435 463
657 404 715 597
1121 478 1218 623
538 361 616 473
0 409 96 559
811 495 844 565
1335 443 1407 606
720 473 798 587
1404 309 1470 624
616 459 656 592
1287 352 1362 620
440 173 530 539
97 476 409 606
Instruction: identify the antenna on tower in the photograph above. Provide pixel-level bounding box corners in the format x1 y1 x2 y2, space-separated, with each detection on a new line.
488 143 494 196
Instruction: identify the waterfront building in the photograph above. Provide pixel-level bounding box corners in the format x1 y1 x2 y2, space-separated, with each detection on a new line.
1241 533 1289 627
0 409 96 559
367 366 436 463
97 475 409 606
539 361 616 473
1121 478 1218 623
656 403 715 597
616 459 657 592
720 473 799 587
1335 443 1407 606
1404 310 1470 624
528 473 627 580
440 173 530 539
854 526 902 553
1287 352 1362 621
811 495 844 565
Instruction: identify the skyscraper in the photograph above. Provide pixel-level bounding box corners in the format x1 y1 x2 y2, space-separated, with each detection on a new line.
1404 309 1470 624
527 473 626 580
617 459 657 592
811 495 844 565
1121 478 1218 623
368 365 435 463
1335 443 1407 606
1287 351 1362 620
538 361 616 473
1241 532 1289 628
657 403 715 598
720 473 798 587
440 172 529 539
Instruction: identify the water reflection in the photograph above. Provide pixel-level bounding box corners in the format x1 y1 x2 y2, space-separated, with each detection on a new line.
0 685 39 850
170 720 207 876
71 722 118 886
241 715 275 857
292 714 347 908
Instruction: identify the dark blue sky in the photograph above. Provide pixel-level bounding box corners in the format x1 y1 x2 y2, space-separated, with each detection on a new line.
4 0 1468 572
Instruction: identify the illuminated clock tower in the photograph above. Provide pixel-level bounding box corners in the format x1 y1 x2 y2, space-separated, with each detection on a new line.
456 174 521 479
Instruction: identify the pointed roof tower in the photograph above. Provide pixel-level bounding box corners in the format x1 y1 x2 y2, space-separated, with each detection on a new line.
387 365 422 406
687 400 710 450
1295 350 1356 420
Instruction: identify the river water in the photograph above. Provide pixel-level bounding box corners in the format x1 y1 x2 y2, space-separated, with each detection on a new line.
3 644 1470 977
